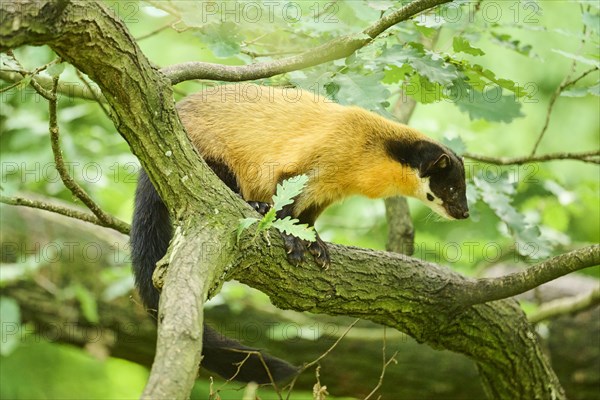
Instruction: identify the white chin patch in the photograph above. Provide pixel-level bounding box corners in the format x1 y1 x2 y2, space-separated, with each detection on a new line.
416 177 453 220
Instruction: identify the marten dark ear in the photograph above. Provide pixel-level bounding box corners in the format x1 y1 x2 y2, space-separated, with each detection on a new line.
424 153 450 175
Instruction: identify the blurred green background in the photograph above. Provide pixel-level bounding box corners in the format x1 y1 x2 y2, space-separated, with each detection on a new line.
1 1 598 399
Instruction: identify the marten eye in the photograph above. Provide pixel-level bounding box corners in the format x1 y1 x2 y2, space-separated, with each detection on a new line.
449 187 455 193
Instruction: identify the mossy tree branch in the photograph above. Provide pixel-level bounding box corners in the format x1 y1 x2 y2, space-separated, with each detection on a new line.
230 239 580 399
455 246 600 307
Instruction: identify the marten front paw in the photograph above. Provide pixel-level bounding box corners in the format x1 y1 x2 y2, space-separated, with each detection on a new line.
281 232 330 269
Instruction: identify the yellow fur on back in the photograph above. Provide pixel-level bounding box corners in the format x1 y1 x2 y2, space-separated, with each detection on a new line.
177 84 429 217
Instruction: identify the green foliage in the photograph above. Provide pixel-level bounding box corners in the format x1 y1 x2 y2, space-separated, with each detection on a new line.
326 71 392 116
71 284 100 324
453 83 524 123
474 173 552 259
582 11 600 35
442 136 467 156
46 62 65 77
453 36 485 56
237 175 316 242
561 82 600 97
272 216 317 241
0 339 148 399
490 33 535 57
196 22 242 58
0 297 21 356
382 43 460 86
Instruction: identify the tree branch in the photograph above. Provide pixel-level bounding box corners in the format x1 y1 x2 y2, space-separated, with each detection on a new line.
1 2 231 398
0 70 105 101
0 194 129 234
464 150 600 165
232 237 566 398
47 76 129 234
160 0 452 84
529 288 600 324
454 245 600 307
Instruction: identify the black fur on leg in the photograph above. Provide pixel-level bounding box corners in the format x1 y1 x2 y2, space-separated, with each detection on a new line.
130 167 297 384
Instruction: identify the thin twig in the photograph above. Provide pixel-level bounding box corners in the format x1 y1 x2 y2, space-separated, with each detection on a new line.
530 67 598 156
364 328 399 400
0 195 129 235
218 348 283 399
47 76 130 234
160 0 453 84
284 319 360 400
464 150 600 165
0 78 23 93
135 20 176 41
4 50 60 100
530 5 593 156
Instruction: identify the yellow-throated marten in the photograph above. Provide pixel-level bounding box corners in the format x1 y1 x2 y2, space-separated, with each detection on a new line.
131 84 469 384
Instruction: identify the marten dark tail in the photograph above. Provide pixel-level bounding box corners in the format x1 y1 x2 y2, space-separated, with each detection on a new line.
130 169 297 383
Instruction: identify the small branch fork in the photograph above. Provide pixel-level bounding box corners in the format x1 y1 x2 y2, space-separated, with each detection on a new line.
1 58 129 236
364 328 399 400
47 77 129 233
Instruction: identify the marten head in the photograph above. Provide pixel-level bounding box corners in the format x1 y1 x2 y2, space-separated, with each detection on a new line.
385 139 469 220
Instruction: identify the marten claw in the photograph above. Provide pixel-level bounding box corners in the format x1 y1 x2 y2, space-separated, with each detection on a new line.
247 201 272 216
281 232 330 268
308 235 330 269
